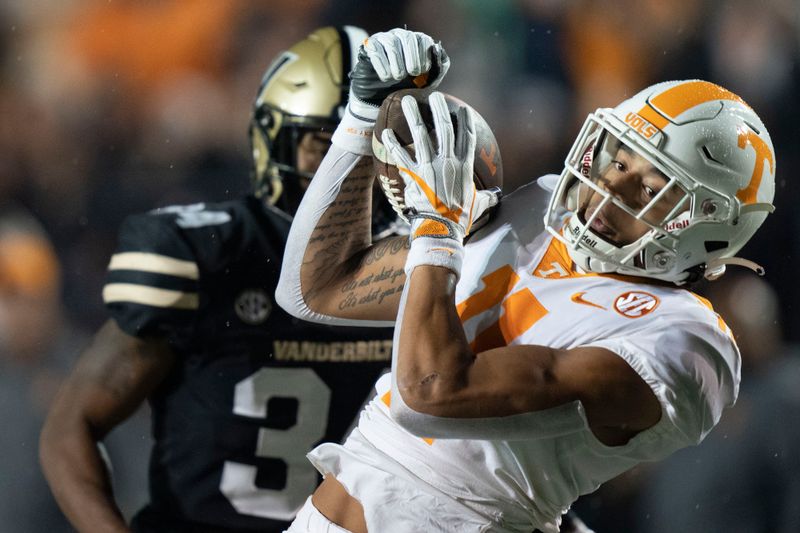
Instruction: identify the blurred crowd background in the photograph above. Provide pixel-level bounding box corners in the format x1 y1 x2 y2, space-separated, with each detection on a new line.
1 0 798 531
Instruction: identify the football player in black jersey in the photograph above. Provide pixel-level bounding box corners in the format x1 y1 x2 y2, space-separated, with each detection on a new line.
40 26 399 533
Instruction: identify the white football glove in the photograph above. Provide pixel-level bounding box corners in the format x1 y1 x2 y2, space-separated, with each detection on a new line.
333 28 450 155
381 92 500 278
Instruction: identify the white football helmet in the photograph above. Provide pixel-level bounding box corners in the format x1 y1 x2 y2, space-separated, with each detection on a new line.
544 80 776 284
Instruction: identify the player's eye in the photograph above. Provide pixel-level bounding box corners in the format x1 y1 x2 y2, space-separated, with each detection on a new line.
611 160 626 172
643 185 656 199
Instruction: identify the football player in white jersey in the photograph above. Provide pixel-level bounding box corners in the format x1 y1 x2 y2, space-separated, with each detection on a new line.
276 28 775 533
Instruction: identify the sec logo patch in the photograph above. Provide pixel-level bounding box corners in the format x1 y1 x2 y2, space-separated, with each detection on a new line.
235 289 272 325
613 291 659 318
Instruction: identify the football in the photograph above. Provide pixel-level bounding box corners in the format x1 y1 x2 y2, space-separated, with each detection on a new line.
372 89 503 222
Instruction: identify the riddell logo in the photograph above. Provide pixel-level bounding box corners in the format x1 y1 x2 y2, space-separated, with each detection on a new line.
581 233 598 248
570 225 598 248
663 218 690 232
624 112 660 139
581 144 594 177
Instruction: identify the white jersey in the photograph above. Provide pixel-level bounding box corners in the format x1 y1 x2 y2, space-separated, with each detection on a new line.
308 175 740 533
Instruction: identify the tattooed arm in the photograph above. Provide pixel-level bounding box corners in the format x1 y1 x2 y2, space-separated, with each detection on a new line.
277 147 410 326
277 28 449 325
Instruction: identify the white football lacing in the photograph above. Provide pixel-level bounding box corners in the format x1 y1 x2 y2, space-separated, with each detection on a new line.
378 174 409 221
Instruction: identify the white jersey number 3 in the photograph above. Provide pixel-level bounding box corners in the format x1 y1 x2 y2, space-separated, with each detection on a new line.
220 368 331 520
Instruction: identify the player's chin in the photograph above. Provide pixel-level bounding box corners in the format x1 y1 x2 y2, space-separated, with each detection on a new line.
579 208 625 247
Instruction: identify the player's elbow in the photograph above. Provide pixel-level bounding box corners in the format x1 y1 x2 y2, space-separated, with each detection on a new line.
274 274 305 319
39 391 98 465
394 370 467 419
276 268 397 327
389 390 442 438
275 271 325 323
39 418 54 465
394 346 473 416
39 409 69 479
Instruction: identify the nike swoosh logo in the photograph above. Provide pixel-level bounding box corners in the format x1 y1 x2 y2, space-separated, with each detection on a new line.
570 291 606 310
398 166 463 223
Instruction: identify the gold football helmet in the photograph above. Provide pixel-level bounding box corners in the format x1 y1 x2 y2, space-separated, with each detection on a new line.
250 26 367 213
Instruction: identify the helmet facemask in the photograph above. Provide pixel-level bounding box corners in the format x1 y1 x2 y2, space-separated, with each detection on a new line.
546 109 740 283
546 80 775 284
250 102 336 214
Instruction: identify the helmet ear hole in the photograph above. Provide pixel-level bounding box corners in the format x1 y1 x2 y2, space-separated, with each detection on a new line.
704 241 728 253
258 109 275 130
700 145 723 165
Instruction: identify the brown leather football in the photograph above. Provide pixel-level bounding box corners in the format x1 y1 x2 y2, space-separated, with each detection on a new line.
372 89 503 221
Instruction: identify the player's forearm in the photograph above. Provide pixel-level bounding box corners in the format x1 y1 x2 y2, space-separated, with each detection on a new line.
278 146 371 319
390 265 589 440
394 266 564 417
394 266 475 408
299 155 376 307
277 146 407 325
279 27 450 325
40 419 129 533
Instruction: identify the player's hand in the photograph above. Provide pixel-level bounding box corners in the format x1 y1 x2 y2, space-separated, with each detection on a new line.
381 92 499 242
349 29 449 122
335 29 448 155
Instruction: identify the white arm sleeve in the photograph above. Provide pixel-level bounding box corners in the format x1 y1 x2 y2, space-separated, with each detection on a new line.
275 145 397 327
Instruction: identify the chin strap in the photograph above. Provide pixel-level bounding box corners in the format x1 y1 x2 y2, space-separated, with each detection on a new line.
701 202 774 280
704 256 765 281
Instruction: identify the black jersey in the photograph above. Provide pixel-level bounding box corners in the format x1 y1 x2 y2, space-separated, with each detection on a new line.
103 196 392 532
